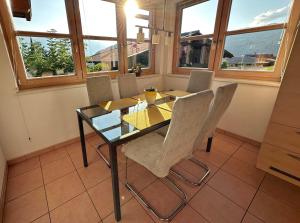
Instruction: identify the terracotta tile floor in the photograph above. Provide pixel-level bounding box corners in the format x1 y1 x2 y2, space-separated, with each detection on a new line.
4 134 300 223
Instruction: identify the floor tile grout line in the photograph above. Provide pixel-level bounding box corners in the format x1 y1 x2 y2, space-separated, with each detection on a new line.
67 147 138 222
43 168 77 186
206 184 248 211
220 159 264 189
5 167 44 204
39 149 69 167
185 141 246 221
240 174 267 223
30 156 52 223
68 150 104 222
5 184 44 204
7 165 41 180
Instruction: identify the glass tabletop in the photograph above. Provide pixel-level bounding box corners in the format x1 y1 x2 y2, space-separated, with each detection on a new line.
78 93 178 144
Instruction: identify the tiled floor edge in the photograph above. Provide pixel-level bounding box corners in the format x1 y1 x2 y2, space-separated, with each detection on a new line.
7 132 97 166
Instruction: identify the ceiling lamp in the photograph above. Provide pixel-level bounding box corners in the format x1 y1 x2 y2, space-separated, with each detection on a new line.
133 0 173 45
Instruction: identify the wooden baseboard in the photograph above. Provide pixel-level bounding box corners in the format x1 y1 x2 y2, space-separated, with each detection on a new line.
7 132 97 166
0 163 8 223
7 128 261 166
216 128 261 147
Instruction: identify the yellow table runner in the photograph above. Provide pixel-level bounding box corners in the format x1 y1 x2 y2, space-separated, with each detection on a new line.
100 98 138 112
131 92 169 101
156 101 175 112
164 90 191 97
122 106 172 130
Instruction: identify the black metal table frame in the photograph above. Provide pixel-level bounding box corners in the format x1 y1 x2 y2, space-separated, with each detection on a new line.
76 105 171 221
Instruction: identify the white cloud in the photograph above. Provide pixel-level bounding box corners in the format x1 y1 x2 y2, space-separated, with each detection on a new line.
250 6 289 27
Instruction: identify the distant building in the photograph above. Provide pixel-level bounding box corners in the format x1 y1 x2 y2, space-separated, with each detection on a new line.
87 41 150 70
179 30 211 68
223 53 276 69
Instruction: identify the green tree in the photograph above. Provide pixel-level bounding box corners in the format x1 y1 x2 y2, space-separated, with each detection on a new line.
20 37 48 77
87 63 103 72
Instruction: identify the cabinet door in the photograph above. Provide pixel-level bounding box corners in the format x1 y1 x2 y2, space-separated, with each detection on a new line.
257 143 300 186
264 123 300 154
272 91 300 128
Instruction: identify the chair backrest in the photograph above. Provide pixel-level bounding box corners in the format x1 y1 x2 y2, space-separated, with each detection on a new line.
118 73 139 98
194 83 238 149
86 75 114 105
160 90 214 169
187 70 213 93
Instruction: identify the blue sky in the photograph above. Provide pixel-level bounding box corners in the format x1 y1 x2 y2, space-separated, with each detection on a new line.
181 0 291 34
13 0 292 56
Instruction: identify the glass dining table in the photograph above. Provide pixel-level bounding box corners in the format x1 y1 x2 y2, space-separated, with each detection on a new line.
76 90 191 221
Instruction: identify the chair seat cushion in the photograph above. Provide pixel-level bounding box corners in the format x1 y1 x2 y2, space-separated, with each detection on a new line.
122 132 168 178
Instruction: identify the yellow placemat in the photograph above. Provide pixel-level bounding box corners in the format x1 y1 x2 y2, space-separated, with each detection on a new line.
164 90 191 97
122 106 172 130
156 101 175 112
100 98 138 112
131 92 169 101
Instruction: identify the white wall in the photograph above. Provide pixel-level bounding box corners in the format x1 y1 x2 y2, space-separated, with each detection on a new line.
164 74 280 142
0 0 281 161
0 28 163 160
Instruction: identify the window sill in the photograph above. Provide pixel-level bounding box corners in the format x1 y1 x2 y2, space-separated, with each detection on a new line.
166 73 281 88
16 73 162 95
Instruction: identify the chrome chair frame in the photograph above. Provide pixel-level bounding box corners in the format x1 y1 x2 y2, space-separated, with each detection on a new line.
96 143 111 168
170 157 210 187
124 158 187 222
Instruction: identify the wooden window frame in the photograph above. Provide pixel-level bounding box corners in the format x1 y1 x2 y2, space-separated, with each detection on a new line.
125 8 156 75
172 0 224 75
172 0 300 82
0 0 156 90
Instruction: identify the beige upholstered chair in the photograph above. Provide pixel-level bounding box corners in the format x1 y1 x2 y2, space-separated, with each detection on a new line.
86 75 114 105
118 73 139 98
196 82 238 152
171 83 238 186
86 75 114 167
122 90 214 221
186 70 213 93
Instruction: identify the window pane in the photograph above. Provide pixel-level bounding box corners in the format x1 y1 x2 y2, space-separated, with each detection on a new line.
84 40 119 72
13 0 69 33
221 29 284 71
227 0 292 31
126 16 150 39
178 38 212 68
79 0 117 37
127 41 150 69
181 0 218 36
17 36 75 78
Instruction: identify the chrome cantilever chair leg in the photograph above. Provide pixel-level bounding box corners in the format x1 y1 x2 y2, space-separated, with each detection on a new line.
96 143 111 168
124 158 187 222
170 157 210 187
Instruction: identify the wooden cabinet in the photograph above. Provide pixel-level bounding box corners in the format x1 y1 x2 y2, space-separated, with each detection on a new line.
257 29 300 187
11 0 32 21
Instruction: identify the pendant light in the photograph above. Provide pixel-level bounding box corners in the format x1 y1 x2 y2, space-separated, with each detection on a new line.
152 30 160 45
165 32 172 46
137 27 145 44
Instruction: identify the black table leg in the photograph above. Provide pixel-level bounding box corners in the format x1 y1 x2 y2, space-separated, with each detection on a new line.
109 144 121 221
206 136 213 152
77 113 88 167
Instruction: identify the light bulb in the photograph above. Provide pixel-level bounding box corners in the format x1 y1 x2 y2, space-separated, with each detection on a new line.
124 0 139 18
